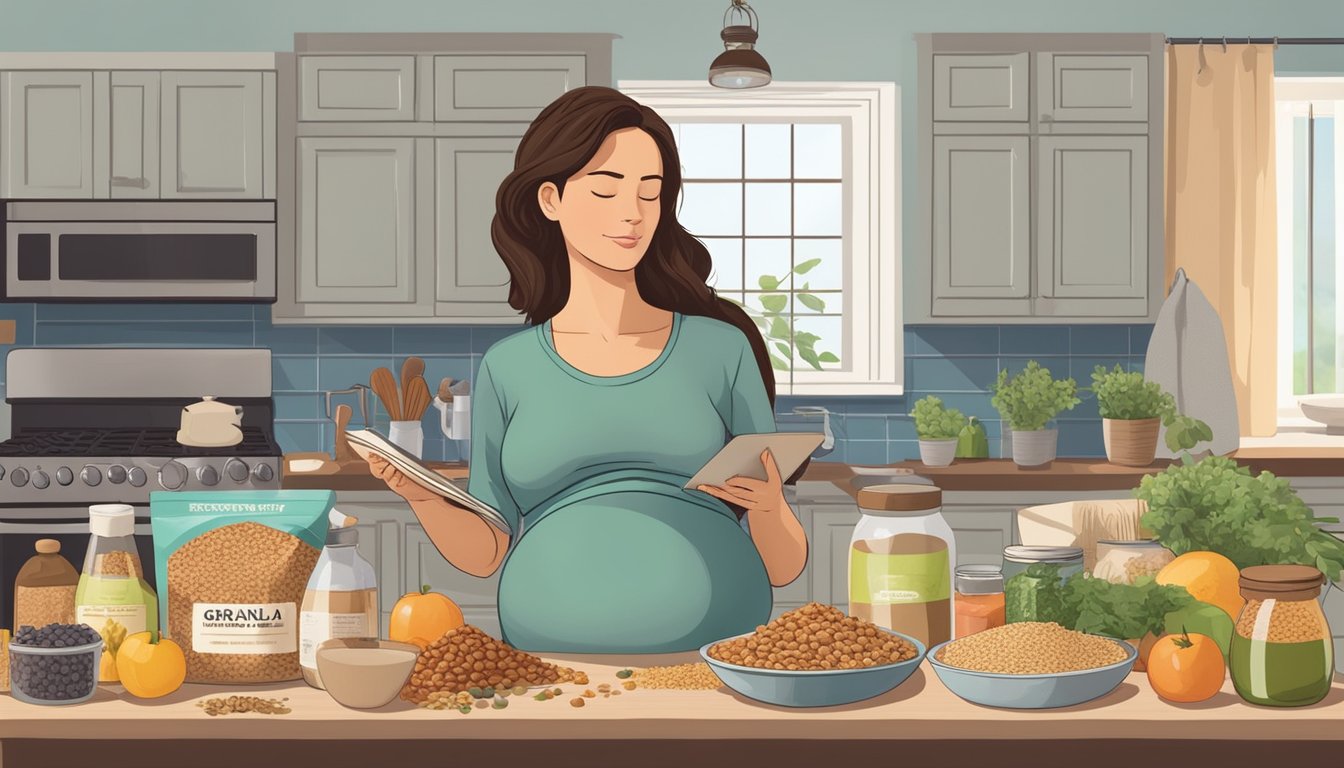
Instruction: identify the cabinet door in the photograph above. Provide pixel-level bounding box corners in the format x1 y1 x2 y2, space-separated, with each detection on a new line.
931 135 1032 316
298 137 417 304
299 55 416 122
161 71 263 198
1037 135 1148 316
0 71 94 198
933 53 1028 122
808 505 859 609
405 524 501 639
109 72 159 199
1038 54 1148 123
434 137 521 319
941 507 1015 566
434 55 584 122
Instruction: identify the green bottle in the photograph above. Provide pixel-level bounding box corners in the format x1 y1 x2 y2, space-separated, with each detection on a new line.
956 417 989 458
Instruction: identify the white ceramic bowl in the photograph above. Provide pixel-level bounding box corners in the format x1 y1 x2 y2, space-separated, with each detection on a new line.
1298 394 1344 435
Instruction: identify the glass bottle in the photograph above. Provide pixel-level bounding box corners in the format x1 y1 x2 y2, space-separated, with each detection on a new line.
955 565 1005 638
300 524 379 689
850 483 955 650
75 504 159 682
1230 564 1333 707
13 539 79 630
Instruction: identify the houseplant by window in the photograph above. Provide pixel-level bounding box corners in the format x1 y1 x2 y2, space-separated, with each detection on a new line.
991 361 1080 467
911 396 967 467
1091 365 1176 466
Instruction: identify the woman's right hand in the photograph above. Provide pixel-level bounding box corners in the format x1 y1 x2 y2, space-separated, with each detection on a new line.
367 454 444 504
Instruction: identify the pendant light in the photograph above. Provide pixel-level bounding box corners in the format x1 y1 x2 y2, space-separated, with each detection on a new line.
708 0 771 89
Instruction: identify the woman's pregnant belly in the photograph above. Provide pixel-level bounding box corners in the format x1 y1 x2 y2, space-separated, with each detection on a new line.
497 491 773 653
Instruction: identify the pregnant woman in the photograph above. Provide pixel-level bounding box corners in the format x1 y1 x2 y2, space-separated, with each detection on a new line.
367 86 808 653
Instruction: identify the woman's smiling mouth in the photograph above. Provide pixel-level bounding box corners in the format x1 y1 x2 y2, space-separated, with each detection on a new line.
605 234 642 249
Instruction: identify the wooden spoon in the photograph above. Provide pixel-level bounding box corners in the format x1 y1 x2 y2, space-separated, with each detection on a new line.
400 356 425 415
405 376 433 420
332 403 358 464
370 367 401 421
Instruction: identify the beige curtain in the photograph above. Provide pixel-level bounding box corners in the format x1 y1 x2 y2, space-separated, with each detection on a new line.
1165 44 1277 436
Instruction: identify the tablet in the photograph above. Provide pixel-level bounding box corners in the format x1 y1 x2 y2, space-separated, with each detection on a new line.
684 432 826 490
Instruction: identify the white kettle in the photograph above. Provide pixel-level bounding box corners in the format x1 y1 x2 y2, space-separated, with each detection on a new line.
177 396 244 447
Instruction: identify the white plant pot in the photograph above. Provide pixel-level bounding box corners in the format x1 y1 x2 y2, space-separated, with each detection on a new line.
918 438 958 467
1011 429 1058 467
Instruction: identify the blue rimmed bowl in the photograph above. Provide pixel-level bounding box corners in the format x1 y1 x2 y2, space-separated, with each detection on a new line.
926 637 1137 709
700 628 926 708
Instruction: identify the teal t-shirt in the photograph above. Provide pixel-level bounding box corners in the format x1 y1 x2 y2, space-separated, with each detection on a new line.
466 312 776 652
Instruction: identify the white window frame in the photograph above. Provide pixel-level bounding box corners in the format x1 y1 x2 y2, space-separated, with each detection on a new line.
1274 77 1344 423
619 81 902 396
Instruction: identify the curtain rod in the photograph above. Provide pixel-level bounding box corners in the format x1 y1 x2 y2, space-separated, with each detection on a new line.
1165 37 1344 45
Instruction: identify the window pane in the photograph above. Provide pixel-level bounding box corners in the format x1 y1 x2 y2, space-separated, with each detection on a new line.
794 183 843 236
794 123 842 179
1294 114 1309 395
679 182 742 236
1313 115 1336 392
793 290 843 316
793 238 843 291
745 238 792 291
792 315 844 370
676 123 742 179
745 182 791 236
745 123 791 179
703 237 743 291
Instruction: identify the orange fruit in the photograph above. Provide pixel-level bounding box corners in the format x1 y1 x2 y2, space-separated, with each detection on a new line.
388 584 464 645
1156 551 1245 621
1147 631 1226 703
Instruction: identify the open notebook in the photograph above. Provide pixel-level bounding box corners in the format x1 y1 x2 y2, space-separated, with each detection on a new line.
344 429 511 534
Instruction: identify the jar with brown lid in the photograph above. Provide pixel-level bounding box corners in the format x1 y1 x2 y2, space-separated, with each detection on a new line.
850 484 955 650
1229 564 1333 707
13 539 79 630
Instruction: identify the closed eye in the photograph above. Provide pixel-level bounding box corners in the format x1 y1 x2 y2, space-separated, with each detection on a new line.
592 192 615 199
639 194 660 201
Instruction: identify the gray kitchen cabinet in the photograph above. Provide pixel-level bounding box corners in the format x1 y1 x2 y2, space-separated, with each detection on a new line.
296 136 422 308
941 507 1016 566
434 136 523 318
931 134 1032 317
405 524 502 639
160 71 265 198
109 71 160 198
1036 135 1149 317
0 71 95 198
300 55 416 122
434 55 584 122
808 505 860 609
1038 54 1148 123
932 53 1029 122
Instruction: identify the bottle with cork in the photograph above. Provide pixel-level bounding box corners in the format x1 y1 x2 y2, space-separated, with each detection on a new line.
300 508 378 689
13 539 79 631
75 504 158 682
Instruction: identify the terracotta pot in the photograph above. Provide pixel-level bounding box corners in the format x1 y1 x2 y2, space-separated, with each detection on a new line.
1102 417 1161 466
1011 429 1058 467
918 438 957 467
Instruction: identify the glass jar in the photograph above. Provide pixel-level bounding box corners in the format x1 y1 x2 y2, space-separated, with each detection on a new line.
1002 546 1083 624
1319 523 1344 679
1091 539 1175 585
75 504 159 682
300 524 379 689
1001 546 1084 582
955 565 1005 638
1230 565 1333 707
13 539 79 630
850 484 955 650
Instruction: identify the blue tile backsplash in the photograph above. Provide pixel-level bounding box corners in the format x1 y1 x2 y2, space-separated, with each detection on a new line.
0 304 1153 463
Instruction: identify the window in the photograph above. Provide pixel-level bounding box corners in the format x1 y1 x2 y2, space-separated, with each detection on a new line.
619 82 901 395
1276 78 1344 418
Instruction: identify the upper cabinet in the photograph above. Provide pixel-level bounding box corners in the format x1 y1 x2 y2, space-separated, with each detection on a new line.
274 34 614 325
911 34 1166 324
0 58 276 200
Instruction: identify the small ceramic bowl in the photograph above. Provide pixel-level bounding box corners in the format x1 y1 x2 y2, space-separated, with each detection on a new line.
315 638 420 709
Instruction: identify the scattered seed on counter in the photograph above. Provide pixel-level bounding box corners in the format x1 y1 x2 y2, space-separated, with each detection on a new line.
569 697 585 708
615 669 633 679
631 663 722 690
474 699 490 709
597 683 611 692
622 680 637 691
492 696 509 709
512 685 527 696
196 695 292 716
582 689 596 698
611 689 622 696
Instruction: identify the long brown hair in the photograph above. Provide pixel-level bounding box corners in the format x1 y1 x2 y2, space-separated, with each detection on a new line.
490 86 775 406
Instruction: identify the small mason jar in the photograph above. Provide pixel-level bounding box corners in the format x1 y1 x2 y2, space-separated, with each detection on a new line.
1230 564 1334 707
1001 545 1084 582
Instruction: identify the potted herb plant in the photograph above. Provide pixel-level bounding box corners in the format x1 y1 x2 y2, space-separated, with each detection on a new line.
991 360 1080 467
1090 365 1176 466
911 395 967 467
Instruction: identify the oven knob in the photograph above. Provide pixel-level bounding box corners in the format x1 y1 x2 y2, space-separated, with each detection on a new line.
11 467 29 487
31 470 50 490
127 467 147 487
108 465 128 484
198 466 220 486
158 461 188 491
81 465 103 487
56 467 73 486
225 458 250 483
252 463 275 483
0 464 5 481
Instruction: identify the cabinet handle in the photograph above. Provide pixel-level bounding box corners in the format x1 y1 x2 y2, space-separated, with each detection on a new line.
111 176 150 189
1040 114 1055 123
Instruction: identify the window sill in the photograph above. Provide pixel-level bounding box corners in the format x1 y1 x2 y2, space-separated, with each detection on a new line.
1240 425 1344 450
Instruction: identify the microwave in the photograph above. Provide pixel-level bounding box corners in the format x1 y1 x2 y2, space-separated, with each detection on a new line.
2 200 276 302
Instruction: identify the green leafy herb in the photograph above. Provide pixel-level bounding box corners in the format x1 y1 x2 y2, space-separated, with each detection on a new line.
1090 365 1176 421
1005 566 1195 640
910 395 969 440
1134 455 1344 581
990 360 1081 432
1004 564 1075 625
1162 414 1213 459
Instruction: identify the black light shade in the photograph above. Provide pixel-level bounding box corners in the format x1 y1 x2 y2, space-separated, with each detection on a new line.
709 4 771 89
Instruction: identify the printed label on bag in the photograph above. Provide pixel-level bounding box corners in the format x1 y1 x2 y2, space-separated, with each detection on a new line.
192 602 296 655
299 611 374 668
76 604 148 639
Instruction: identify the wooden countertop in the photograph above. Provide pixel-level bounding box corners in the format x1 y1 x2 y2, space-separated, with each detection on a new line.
0 652 1339 766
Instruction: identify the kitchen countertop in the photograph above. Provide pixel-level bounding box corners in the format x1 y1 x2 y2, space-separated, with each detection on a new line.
0 653 1339 767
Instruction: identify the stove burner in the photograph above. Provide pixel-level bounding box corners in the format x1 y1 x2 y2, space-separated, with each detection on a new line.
0 427 280 458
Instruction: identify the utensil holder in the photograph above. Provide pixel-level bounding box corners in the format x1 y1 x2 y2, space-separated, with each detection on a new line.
388 421 424 459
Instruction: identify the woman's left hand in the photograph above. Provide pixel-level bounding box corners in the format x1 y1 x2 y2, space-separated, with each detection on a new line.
697 449 787 513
